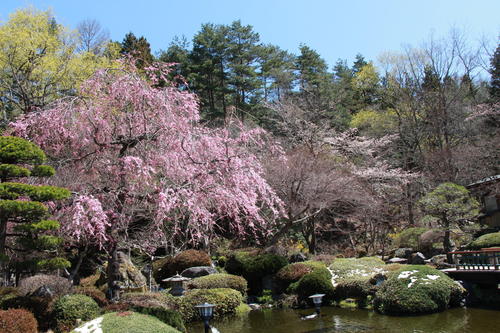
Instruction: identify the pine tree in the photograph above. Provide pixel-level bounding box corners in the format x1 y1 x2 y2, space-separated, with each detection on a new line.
0 136 71 275
120 32 154 68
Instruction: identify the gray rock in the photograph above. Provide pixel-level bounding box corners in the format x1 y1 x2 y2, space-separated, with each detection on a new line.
409 252 426 265
289 252 308 263
248 303 261 310
29 285 53 298
429 254 453 269
181 266 217 278
394 248 413 259
387 257 408 264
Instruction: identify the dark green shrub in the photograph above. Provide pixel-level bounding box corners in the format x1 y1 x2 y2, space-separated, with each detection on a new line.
0 296 53 330
134 306 185 332
73 286 109 307
469 232 500 249
0 308 38 333
225 250 288 293
53 294 100 331
0 287 18 303
393 227 428 249
374 265 465 315
290 267 334 304
187 273 247 295
170 288 243 322
18 274 72 298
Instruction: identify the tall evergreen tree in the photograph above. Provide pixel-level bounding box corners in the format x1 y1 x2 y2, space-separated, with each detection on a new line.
0 136 71 276
120 32 154 68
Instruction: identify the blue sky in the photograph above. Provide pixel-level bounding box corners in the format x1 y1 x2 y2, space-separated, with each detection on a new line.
1 0 499 68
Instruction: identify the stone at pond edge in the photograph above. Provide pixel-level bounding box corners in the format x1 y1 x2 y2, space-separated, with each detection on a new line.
289 253 308 263
181 266 217 278
408 252 426 265
386 257 408 264
394 248 413 259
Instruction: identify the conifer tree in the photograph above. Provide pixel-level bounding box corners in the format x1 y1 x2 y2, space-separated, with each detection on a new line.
0 136 71 275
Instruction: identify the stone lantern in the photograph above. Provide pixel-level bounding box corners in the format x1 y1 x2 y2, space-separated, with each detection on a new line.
162 273 191 296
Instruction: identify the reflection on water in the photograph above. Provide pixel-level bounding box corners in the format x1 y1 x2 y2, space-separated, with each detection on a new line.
187 307 500 333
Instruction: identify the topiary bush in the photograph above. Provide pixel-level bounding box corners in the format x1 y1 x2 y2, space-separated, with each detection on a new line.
134 307 185 332
120 292 173 309
0 296 53 330
169 288 243 322
18 274 72 298
187 273 247 295
0 308 38 333
468 231 500 249
329 257 386 303
73 286 109 307
225 250 288 293
53 294 100 331
71 312 181 333
169 250 211 276
275 263 313 291
153 257 173 283
288 266 334 304
374 265 465 315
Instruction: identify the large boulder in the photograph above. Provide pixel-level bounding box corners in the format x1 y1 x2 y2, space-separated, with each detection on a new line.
98 252 148 289
394 248 413 259
374 265 466 315
180 266 217 278
408 252 426 265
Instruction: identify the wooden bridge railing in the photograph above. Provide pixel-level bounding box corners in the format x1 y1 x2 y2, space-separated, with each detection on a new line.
449 248 500 271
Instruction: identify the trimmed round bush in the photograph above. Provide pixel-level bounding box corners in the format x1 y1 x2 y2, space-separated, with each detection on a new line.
73 286 109 307
0 308 38 333
153 257 173 283
374 265 465 315
134 307 185 332
469 231 500 249
187 273 247 295
71 312 181 333
289 266 334 304
170 250 211 275
170 288 243 322
54 294 100 330
18 274 72 298
0 296 53 330
276 263 313 287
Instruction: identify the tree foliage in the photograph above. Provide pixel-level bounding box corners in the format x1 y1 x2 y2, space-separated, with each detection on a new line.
0 136 70 272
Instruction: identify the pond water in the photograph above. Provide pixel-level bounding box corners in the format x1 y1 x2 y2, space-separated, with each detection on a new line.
187 307 500 333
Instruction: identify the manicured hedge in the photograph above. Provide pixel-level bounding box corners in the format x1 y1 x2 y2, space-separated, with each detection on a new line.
18 274 72 297
469 232 500 249
53 294 100 331
71 312 181 333
1 296 53 330
0 308 38 333
169 288 243 322
374 265 465 315
187 273 247 295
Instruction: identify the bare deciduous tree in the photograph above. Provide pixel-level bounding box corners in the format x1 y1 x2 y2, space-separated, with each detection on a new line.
77 19 110 55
